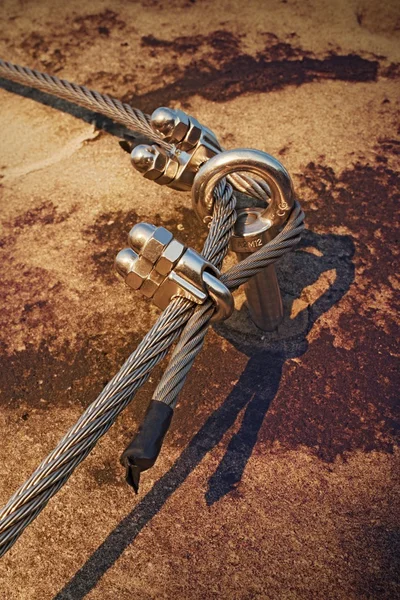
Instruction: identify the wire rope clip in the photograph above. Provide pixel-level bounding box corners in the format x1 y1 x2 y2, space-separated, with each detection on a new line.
130 107 221 191
115 222 233 321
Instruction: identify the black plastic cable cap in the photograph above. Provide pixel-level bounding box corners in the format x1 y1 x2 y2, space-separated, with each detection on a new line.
120 400 173 493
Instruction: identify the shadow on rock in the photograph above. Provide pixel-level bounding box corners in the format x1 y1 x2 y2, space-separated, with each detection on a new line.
54 228 355 599
206 229 355 503
0 77 150 145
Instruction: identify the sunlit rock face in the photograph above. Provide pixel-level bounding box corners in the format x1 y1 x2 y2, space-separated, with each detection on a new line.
0 0 399 598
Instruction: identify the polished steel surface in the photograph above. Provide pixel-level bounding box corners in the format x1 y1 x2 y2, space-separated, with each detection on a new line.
130 107 222 191
130 107 276 204
192 148 294 232
115 222 234 322
0 62 305 557
192 148 295 331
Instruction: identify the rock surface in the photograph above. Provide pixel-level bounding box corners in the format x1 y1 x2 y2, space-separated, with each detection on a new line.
0 0 399 598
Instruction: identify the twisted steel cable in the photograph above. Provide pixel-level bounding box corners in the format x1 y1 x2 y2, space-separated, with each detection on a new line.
0 298 189 553
0 59 171 150
221 202 305 288
0 60 305 557
0 195 303 557
151 181 239 406
0 178 235 557
154 201 304 407
0 59 270 201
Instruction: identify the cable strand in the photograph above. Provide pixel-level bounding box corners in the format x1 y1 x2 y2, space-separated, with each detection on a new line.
0 60 305 558
0 59 172 150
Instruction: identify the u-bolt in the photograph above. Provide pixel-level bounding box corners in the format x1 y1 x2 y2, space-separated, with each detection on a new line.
192 148 296 331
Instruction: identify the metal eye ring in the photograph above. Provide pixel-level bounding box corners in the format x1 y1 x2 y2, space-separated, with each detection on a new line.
191 148 295 235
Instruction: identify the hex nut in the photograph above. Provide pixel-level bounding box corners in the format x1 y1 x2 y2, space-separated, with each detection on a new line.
125 270 145 290
140 269 165 299
182 118 202 150
152 146 169 170
115 247 138 279
128 223 156 254
151 107 190 143
153 155 180 186
131 144 169 181
155 239 185 276
153 277 180 310
132 256 154 278
141 226 173 264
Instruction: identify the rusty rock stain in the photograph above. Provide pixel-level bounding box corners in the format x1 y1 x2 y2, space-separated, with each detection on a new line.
0 1 399 598
128 32 381 111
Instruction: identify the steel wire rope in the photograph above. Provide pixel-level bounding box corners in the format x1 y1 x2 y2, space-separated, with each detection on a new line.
0 59 272 202
0 178 236 557
0 59 305 557
153 201 304 407
0 59 170 150
0 196 304 557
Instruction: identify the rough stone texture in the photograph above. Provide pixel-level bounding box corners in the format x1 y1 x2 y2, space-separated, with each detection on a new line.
0 1 399 598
